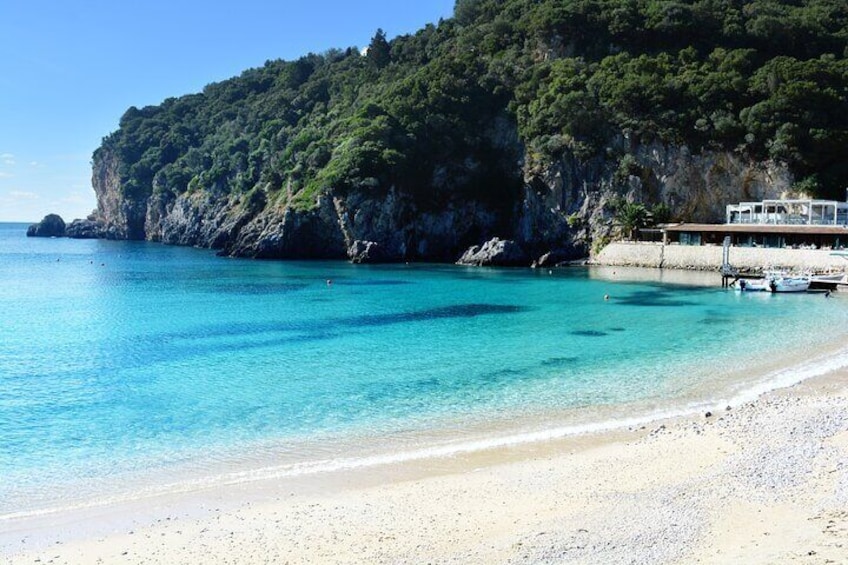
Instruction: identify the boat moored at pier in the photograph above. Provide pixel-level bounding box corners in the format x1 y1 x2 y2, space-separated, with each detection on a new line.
733 270 811 293
767 273 811 293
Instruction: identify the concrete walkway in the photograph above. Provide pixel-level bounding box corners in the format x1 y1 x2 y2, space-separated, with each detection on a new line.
592 242 848 272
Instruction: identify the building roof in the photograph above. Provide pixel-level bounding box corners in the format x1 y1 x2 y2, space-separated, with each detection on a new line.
729 198 848 207
663 223 848 235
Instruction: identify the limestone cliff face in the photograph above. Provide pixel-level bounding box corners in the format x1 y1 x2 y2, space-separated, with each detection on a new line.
91 154 505 262
617 140 792 222
89 136 793 265
520 137 792 259
91 152 148 240
145 187 502 262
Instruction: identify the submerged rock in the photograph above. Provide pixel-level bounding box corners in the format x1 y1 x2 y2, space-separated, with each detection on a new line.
456 237 528 266
26 214 66 237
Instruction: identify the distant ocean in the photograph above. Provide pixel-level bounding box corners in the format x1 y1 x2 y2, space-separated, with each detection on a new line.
2 221 847 518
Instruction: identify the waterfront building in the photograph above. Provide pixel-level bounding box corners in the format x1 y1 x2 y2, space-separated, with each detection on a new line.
662 197 848 249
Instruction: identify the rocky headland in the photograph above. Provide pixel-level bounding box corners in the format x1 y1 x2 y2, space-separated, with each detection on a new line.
28 0 846 266
42 139 791 267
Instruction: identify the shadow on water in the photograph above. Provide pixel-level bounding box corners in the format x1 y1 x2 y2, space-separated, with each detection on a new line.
570 330 608 337
379 354 585 405
480 367 525 383
344 304 525 328
360 361 558 406
541 356 580 366
163 304 527 341
359 376 450 405
210 282 310 295
698 307 738 326
608 327 626 332
699 316 734 325
16 304 529 388
613 289 698 307
328 279 412 287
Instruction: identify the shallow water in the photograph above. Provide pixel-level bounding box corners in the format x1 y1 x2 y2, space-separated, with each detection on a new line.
2 222 847 516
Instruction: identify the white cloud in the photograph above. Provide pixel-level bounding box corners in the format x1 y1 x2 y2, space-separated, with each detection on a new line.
0 190 41 220
0 153 15 166
0 171 12 178
8 190 40 200
29 161 39 167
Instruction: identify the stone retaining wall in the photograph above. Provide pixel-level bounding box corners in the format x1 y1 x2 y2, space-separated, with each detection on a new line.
593 242 848 272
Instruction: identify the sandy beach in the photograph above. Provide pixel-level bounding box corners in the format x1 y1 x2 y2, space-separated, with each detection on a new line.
4 369 848 565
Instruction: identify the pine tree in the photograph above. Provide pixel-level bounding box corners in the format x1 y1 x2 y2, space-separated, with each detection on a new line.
367 28 391 69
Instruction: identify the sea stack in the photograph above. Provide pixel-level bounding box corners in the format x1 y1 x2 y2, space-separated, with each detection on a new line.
26 214 66 237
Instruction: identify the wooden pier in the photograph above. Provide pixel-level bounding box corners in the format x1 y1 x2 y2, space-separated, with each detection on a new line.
720 236 737 287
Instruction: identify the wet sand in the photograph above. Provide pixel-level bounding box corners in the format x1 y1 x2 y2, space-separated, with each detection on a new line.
3 366 847 564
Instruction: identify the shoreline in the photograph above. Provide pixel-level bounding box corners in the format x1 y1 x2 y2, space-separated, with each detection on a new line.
4 356 848 563
5 329 847 523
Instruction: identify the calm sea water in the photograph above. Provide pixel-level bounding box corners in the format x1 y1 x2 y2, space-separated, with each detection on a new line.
2 222 848 517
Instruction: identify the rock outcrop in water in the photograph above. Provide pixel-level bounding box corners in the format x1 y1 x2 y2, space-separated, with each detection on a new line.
26 214 66 237
28 213 110 240
65 218 107 239
456 237 528 267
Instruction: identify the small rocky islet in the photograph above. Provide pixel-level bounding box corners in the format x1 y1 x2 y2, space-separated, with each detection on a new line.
27 214 108 240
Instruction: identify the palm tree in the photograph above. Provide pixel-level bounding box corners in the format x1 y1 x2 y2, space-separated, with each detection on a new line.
615 202 648 240
649 202 672 226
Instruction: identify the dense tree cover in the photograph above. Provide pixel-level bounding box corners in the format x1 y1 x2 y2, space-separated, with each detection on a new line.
97 0 848 216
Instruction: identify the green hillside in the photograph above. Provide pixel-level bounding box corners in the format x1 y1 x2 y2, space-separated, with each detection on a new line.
96 0 848 231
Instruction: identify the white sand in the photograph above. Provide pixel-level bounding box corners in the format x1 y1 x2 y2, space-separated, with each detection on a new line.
4 373 847 564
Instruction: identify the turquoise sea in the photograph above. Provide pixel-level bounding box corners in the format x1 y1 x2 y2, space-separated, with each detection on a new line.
2 221 848 518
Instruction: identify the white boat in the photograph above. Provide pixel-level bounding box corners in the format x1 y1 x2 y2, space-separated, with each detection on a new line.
767 273 811 293
809 251 848 290
809 272 848 290
734 271 811 293
733 277 770 292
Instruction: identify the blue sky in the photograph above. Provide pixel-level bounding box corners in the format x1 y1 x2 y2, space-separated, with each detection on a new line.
0 1 456 222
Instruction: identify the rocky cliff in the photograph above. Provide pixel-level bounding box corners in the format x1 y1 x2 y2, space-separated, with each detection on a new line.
94 153 512 263
516 137 792 258
87 136 792 265
78 0 841 265
91 152 146 240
